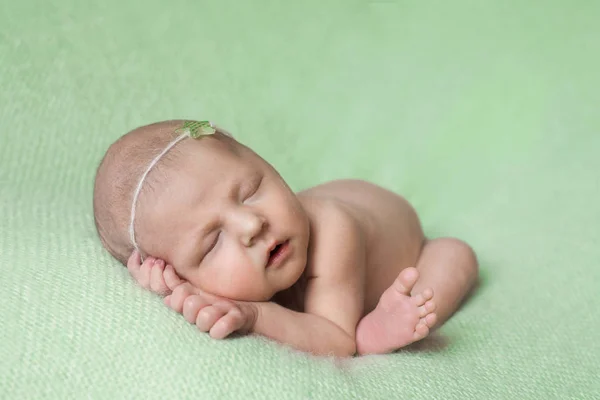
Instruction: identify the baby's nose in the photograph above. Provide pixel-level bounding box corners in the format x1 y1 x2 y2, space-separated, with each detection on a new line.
236 210 267 246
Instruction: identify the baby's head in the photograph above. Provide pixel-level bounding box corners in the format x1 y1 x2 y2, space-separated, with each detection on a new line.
94 120 310 301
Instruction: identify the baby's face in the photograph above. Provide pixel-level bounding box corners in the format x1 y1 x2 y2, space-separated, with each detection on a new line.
138 136 310 301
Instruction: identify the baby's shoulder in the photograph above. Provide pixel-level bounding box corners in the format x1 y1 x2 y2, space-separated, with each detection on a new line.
299 179 395 211
298 178 414 244
297 192 367 279
297 185 371 252
298 179 388 228
297 192 358 231
298 179 380 198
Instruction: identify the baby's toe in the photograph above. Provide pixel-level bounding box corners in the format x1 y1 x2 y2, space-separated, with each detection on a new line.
394 268 419 295
422 288 434 301
412 293 426 306
411 287 432 304
414 323 430 340
424 313 437 328
418 300 436 317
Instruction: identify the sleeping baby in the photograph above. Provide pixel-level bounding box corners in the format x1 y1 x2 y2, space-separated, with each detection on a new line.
93 120 478 356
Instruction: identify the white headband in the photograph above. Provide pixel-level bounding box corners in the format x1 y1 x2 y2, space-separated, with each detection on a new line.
129 121 228 256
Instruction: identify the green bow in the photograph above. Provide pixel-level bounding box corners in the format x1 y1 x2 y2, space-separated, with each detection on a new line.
176 120 216 138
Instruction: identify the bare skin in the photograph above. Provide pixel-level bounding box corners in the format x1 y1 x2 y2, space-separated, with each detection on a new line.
115 123 478 356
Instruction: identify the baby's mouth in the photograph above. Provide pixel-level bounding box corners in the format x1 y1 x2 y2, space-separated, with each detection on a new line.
267 240 290 268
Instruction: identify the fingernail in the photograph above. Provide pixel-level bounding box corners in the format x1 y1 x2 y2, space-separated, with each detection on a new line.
155 259 165 267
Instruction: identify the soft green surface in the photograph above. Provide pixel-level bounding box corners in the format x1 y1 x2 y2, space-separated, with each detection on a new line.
1 1 599 398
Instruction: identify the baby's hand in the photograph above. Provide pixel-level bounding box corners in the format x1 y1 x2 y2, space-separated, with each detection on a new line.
127 251 185 296
165 284 258 339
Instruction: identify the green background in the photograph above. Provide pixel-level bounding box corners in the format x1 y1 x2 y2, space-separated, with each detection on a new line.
1 1 599 398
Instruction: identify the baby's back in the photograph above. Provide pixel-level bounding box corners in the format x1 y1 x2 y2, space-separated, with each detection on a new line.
300 180 425 312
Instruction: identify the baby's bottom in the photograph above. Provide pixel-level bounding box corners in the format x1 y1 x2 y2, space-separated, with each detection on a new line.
355 237 478 355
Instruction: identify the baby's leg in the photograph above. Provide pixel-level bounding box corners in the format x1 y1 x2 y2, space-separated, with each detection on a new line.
411 238 478 328
355 238 478 355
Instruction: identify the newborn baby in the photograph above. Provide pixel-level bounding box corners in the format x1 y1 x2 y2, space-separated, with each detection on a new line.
93 119 478 356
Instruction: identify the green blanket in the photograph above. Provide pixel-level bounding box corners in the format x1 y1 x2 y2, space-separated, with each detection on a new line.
2 1 599 398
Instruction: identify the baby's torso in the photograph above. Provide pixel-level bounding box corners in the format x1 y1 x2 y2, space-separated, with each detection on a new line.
299 179 425 313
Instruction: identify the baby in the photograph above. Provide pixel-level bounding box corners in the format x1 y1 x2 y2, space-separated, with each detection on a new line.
93 119 478 356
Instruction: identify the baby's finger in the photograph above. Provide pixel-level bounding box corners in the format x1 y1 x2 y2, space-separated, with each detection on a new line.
137 257 155 289
150 260 169 295
182 295 210 324
209 308 245 339
168 284 195 313
195 305 227 333
164 265 185 290
127 251 142 275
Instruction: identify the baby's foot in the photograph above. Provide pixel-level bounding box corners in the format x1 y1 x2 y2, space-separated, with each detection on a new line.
356 267 437 355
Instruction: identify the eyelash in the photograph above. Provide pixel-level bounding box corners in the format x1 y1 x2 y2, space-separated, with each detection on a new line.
243 176 263 201
206 231 220 255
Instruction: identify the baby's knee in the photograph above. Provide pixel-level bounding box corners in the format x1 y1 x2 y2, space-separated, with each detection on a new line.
435 237 479 275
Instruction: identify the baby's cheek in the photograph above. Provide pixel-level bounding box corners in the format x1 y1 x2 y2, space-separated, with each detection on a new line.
212 267 270 301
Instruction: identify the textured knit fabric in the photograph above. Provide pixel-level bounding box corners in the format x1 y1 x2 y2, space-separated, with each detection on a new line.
1 1 599 399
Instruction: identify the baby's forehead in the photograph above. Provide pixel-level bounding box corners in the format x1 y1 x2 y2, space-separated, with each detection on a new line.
177 134 254 171
154 137 255 201
140 138 253 242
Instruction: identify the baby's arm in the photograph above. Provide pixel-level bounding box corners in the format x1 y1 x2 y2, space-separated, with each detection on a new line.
163 286 357 356
251 302 357 356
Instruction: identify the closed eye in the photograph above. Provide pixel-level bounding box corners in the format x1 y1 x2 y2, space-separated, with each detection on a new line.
205 231 221 257
242 175 263 202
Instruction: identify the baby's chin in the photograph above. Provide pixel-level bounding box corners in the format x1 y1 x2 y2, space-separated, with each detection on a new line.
207 279 295 303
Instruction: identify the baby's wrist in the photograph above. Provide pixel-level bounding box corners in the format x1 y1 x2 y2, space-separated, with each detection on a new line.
236 301 260 333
